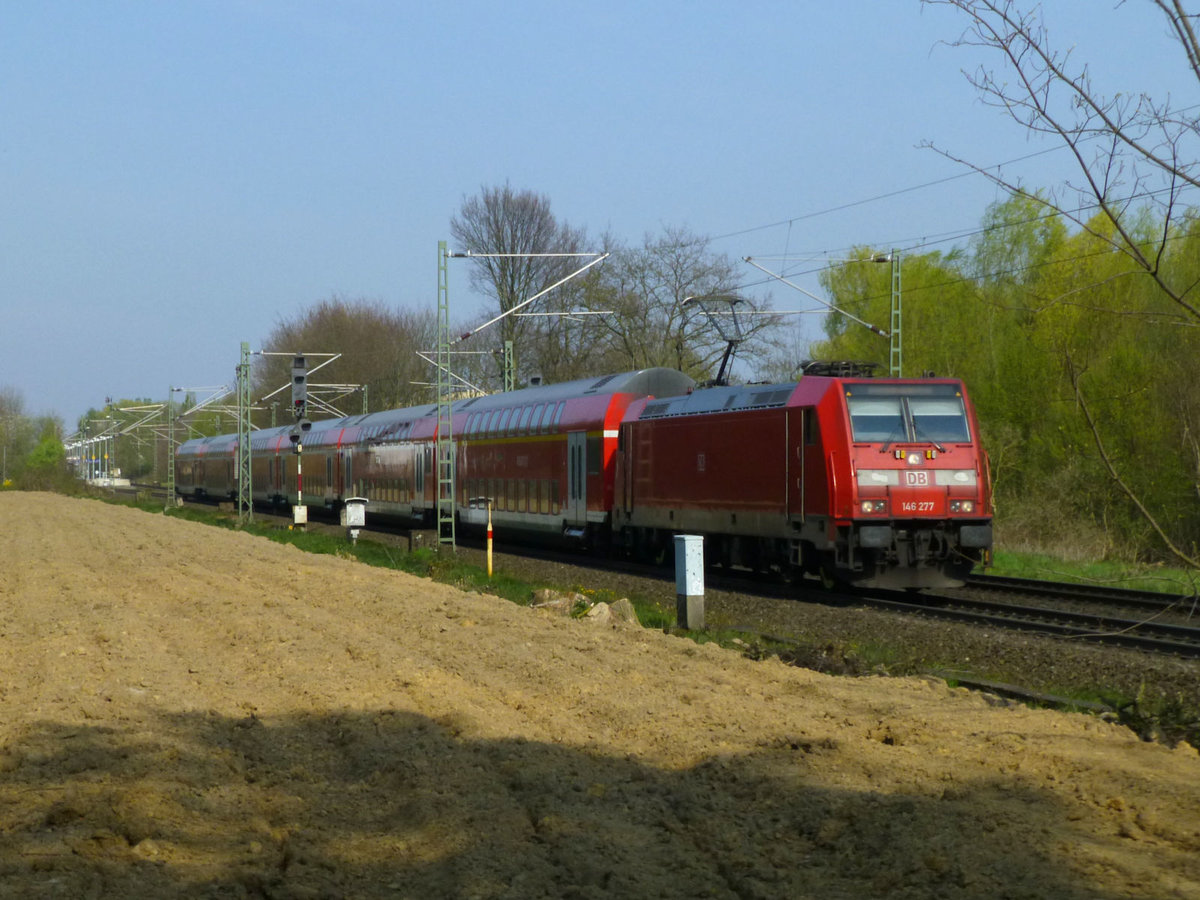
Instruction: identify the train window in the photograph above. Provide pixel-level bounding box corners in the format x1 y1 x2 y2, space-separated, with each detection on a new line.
804 410 820 446
530 404 545 433
540 480 551 514
910 397 971 443
498 409 513 435
586 436 602 476
847 396 906 443
847 384 972 445
550 479 560 515
518 406 534 433
551 402 565 430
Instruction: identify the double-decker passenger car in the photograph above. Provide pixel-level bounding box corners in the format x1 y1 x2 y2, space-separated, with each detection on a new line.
453 368 695 542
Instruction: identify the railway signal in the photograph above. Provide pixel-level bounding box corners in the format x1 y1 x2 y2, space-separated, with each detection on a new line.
291 354 308 419
291 355 310 529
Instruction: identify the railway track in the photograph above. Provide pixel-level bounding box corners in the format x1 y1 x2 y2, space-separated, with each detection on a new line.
857 585 1200 659
964 572 1199 616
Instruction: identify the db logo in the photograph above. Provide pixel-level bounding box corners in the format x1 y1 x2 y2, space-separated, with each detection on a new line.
905 471 929 486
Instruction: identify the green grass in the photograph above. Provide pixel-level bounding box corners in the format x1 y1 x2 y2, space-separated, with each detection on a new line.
987 549 1199 595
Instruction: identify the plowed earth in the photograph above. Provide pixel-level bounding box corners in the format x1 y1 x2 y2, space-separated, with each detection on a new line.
1 492 1198 899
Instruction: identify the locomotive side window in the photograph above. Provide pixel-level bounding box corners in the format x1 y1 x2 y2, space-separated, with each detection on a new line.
803 409 820 445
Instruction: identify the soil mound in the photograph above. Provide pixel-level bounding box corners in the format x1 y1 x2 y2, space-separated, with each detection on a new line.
1 493 1197 898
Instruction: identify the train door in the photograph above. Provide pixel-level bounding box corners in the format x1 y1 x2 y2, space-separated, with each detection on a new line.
787 408 804 520
567 430 587 526
800 407 829 516
619 424 634 514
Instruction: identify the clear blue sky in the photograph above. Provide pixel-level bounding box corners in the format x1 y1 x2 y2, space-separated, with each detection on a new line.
0 1 1191 429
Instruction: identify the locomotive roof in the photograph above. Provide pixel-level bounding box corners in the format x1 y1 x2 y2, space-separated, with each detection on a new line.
637 382 798 420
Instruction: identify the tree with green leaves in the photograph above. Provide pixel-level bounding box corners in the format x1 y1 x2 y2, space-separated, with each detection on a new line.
926 0 1200 568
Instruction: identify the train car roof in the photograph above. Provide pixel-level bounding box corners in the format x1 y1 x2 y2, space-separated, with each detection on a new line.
179 369 697 450
452 367 696 414
177 432 240 454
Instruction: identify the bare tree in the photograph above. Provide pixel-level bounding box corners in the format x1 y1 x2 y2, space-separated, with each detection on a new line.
586 226 782 383
255 297 436 423
924 0 1200 323
449 183 589 359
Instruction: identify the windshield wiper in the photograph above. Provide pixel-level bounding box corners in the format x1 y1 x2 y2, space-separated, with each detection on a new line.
879 427 904 454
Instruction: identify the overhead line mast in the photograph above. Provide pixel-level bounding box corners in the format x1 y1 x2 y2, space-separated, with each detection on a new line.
436 241 455 547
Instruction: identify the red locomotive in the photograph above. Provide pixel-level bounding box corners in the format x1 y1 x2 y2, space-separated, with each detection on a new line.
176 363 992 589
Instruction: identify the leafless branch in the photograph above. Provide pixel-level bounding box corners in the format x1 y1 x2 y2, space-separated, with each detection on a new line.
1066 352 1200 568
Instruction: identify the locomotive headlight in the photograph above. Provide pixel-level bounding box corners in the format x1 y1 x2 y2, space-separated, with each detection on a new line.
860 499 887 514
950 499 975 513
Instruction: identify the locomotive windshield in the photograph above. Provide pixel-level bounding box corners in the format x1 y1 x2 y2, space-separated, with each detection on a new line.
846 383 971 444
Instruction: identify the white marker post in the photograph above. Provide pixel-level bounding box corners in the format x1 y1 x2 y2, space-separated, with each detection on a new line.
674 534 704 629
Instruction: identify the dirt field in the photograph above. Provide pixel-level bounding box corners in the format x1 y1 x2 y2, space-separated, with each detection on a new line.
1 493 1198 899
